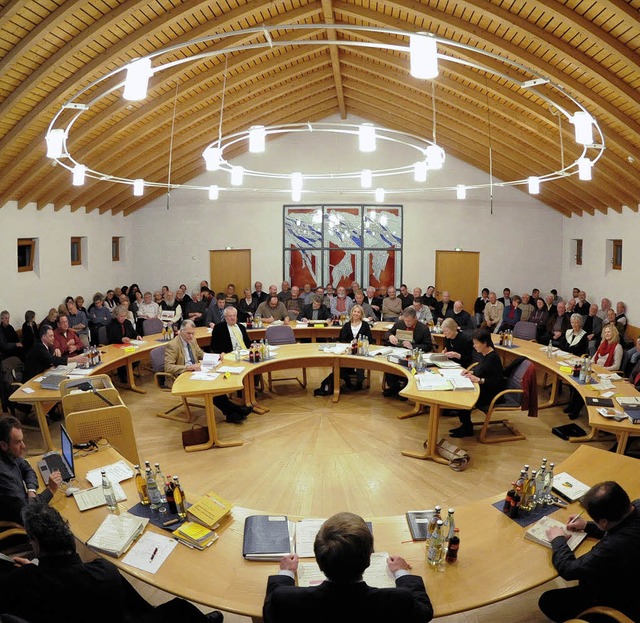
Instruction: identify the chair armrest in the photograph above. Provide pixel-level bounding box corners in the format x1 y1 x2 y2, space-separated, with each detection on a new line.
154 371 175 391
485 388 524 412
578 607 635 623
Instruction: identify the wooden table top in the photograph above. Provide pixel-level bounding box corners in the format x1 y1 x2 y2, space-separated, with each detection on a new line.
171 342 479 411
41 444 640 619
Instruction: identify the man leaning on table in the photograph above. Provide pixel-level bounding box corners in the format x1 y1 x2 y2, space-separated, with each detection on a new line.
0 502 223 623
538 481 640 622
0 416 61 524
263 511 433 623
164 320 251 423
383 307 434 400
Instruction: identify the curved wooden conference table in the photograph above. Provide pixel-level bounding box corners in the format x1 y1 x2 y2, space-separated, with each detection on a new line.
171 341 479 461
12 322 640 456
42 444 640 622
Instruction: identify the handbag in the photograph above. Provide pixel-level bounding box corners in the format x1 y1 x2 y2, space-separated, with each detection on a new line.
181 423 209 448
435 438 470 471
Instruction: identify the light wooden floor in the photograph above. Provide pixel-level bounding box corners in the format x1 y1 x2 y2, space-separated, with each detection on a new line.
24 367 617 622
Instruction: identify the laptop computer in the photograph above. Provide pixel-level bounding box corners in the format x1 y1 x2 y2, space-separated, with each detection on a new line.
37 425 75 484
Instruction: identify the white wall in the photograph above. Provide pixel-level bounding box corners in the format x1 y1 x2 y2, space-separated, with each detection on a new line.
0 201 133 323
562 207 640 319
131 117 564 304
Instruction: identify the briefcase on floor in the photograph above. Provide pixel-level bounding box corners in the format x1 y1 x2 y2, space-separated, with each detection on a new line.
182 424 209 448
551 423 587 440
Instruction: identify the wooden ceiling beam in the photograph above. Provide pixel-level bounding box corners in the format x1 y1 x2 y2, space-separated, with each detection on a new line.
0 1 324 177
344 97 585 216
0 23 329 205
56 75 338 210
333 1 640 157
340 66 635 211
115 105 338 215
321 0 347 119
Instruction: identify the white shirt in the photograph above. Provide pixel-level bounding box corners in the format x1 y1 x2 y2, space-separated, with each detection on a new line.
137 301 160 319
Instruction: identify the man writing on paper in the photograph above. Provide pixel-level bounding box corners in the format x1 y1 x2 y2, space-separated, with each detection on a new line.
538 481 640 622
263 511 433 623
0 416 61 523
165 320 250 423
0 502 223 623
383 307 433 400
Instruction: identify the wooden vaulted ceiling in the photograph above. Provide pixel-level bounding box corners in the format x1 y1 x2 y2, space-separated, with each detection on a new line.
0 0 638 218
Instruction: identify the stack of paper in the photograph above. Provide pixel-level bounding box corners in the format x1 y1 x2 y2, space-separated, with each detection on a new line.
87 512 148 557
172 521 218 550
416 373 452 391
297 552 395 588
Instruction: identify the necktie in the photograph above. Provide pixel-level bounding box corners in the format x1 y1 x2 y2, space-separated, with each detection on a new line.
186 342 195 364
230 324 244 349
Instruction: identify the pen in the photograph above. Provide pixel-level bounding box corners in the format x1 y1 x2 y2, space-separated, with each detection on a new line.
150 547 158 561
568 510 584 525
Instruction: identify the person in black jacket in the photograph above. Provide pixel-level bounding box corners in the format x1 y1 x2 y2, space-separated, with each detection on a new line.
106 305 141 383
263 511 433 623
449 329 504 438
441 318 473 368
314 305 372 395
539 481 640 623
0 502 223 623
23 325 87 382
300 295 331 323
210 306 251 354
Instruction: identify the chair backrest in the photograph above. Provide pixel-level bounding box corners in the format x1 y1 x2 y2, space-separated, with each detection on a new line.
59 374 114 398
61 387 124 418
97 325 108 346
149 345 166 373
512 320 538 340
65 404 140 465
265 324 296 345
506 358 533 391
143 317 163 336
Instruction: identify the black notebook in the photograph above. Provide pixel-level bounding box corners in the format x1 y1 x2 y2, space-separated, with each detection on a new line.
552 423 587 440
405 510 435 541
242 515 292 561
585 396 614 407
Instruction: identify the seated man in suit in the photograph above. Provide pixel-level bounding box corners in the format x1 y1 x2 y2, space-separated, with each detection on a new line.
165 319 251 423
210 306 251 354
263 511 433 623
445 300 474 331
23 325 87 382
0 502 223 623
300 295 331 322
107 305 141 383
383 307 434 400
0 417 61 524
539 481 640 623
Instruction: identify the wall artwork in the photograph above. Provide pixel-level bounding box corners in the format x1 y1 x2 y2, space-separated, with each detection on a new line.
284 205 402 289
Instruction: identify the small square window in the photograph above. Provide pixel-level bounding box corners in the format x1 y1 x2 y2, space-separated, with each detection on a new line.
112 237 121 262
71 237 82 266
18 238 36 272
612 239 622 270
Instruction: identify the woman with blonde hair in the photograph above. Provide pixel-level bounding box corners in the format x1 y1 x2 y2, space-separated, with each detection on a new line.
594 323 623 371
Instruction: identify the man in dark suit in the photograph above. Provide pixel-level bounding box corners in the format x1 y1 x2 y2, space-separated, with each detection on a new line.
263 512 433 623
23 325 87 382
300 295 331 322
210 306 251 354
0 502 222 623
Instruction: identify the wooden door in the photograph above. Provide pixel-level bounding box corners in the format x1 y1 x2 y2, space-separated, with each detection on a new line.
209 249 251 296
435 251 479 312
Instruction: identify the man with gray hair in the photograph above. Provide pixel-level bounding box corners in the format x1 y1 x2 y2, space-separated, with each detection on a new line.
165 320 250 423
